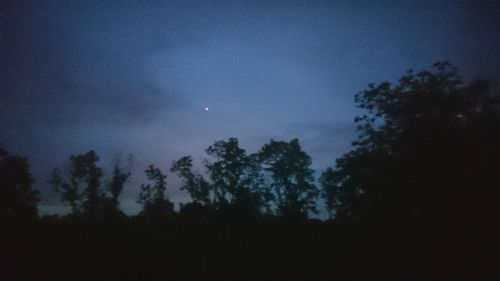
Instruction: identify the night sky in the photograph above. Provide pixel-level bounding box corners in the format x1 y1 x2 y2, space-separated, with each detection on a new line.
2 0 500 215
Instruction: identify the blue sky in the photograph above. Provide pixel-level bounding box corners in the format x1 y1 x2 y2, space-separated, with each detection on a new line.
1 0 499 215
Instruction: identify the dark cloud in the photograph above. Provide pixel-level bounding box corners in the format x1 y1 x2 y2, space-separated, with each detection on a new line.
0 1 186 131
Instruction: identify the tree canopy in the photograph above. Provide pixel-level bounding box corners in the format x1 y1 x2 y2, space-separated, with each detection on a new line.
49 151 128 217
171 156 211 205
322 62 500 225
137 165 174 217
258 139 318 219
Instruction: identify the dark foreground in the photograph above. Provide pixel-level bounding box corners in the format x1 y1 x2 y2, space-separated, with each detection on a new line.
2 215 498 281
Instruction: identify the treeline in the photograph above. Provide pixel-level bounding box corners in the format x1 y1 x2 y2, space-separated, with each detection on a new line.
45 137 319 220
1 62 500 280
3 62 499 224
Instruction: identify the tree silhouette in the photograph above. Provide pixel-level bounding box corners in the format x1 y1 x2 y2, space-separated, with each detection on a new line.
0 147 39 222
172 138 267 216
205 138 247 205
137 165 174 217
325 62 500 224
108 164 131 208
258 139 318 219
319 167 338 220
49 150 125 216
49 168 82 215
171 156 211 205
204 138 262 214
72 151 103 216
48 168 73 214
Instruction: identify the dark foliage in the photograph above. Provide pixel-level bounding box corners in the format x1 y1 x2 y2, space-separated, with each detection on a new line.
258 138 318 219
205 137 263 216
49 151 127 217
137 165 174 218
0 147 39 223
109 164 131 208
323 62 500 227
171 156 211 205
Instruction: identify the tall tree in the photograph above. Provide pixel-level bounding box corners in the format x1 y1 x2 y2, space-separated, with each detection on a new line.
204 138 261 213
171 156 210 205
319 167 338 220
71 151 103 216
137 165 173 217
108 164 131 208
50 151 109 216
172 139 266 216
48 168 81 214
325 62 500 224
0 147 39 222
258 139 318 219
